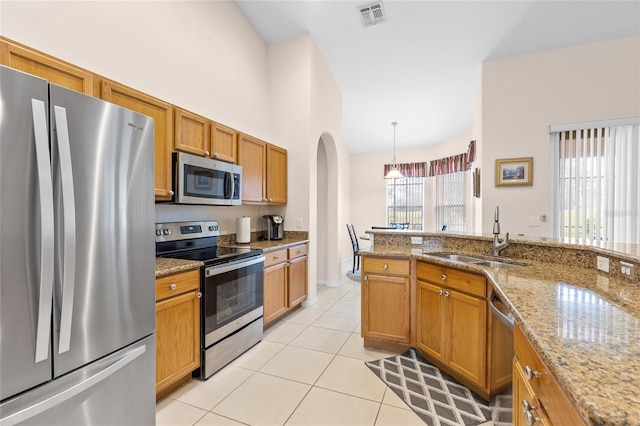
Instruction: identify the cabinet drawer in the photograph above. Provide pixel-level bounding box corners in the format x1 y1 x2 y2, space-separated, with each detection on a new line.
514 324 546 394
288 244 308 260
264 248 288 268
363 257 410 276
417 262 486 298
156 270 200 301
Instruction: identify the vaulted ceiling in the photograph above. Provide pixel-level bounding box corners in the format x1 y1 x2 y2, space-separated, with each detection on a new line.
237 1 640 153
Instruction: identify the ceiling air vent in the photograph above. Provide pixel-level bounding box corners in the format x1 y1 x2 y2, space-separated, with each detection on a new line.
358 1 386 27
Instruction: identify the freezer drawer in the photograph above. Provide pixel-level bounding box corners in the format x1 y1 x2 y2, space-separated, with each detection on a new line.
0 335 156 426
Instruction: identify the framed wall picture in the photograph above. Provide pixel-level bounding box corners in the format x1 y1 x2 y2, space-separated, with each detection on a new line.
495 157 533 186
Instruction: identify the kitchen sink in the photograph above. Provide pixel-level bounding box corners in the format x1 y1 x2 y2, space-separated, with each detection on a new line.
426 252 523 269
427 253 484 263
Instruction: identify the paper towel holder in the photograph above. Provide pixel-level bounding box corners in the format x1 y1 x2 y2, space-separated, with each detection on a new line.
236 216 251 244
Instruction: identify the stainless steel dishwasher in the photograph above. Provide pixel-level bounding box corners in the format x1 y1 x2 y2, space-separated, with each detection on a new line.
490 291 515 388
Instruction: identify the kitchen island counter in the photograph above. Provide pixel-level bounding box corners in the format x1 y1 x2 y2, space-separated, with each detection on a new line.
360 240 640 425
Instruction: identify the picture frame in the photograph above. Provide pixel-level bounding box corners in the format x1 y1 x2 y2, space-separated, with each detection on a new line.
495 157 533 186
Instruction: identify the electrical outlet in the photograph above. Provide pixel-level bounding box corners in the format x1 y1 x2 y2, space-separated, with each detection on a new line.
596 256 610 273
411 236 423 245
620 261 636 280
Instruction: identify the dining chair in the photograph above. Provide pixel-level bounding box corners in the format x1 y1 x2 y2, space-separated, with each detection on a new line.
346 224 361 273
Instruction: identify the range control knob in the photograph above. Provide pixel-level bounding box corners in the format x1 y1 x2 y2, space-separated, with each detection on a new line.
162 229 170 236
155 229 162 236
209 225 218 231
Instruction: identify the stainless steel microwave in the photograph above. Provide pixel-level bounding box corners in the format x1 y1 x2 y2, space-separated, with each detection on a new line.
173 152 242 205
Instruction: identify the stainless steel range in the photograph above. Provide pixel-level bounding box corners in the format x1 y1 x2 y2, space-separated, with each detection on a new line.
155 220 265 379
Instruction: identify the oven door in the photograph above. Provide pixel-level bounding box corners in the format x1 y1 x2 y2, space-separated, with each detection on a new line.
202 256 265 347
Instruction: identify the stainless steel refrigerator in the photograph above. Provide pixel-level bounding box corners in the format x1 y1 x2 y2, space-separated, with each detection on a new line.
0 65 156 425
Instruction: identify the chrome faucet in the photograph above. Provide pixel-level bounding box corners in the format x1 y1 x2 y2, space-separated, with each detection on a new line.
492 206 509 257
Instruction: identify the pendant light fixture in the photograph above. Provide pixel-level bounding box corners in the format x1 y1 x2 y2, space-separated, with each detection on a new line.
384 121 404 179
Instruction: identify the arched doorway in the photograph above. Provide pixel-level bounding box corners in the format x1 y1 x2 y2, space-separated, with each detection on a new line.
316 132 341 287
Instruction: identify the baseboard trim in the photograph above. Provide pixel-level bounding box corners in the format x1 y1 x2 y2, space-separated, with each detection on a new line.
301 296 319 308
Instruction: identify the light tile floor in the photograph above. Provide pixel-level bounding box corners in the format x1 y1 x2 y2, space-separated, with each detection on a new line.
156 271 494 426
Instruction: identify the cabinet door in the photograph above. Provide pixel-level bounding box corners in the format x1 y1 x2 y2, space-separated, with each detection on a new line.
266 144 287 204
513 360 551 426
211 122 237 163
155 290 200 395
447 290 487 388
416 280 446 362
174 107 211 156
101 80 173 200
288 256 307 307
238 133 267 203
263 262 288 325
1 38 94 95
362 273 410 343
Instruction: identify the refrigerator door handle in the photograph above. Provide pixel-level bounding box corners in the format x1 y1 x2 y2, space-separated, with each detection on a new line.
53 106 77 354
0 344 148 426
31 99 55 364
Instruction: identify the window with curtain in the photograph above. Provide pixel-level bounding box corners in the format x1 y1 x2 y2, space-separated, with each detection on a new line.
435 171 466 232
550 120 640 243
386 177 424 230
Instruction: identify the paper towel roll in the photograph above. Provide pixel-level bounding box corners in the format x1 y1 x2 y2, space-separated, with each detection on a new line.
236 216 251 243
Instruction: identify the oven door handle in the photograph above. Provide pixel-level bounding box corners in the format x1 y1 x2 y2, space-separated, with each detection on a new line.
205 255 265 277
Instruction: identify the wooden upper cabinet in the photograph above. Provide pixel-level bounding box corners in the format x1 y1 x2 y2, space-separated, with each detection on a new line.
238 133 267 203
101 80 174 200
174 107 211 157
266 144 287 204
211 122 238 163
0 37 94 95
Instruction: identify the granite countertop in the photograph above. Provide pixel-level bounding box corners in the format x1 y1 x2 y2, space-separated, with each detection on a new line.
225 238 309 252
155 258 203 277
360 246 640 425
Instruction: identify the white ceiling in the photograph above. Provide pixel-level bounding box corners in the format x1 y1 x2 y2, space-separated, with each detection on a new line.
236 1 640 154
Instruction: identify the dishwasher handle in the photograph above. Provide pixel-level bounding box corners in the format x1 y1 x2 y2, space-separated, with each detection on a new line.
490 291 514 332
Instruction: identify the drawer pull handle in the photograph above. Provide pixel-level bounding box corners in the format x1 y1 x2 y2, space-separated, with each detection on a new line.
441 274 447 280
169 284 177 291
383 264 388 270
273 256 280 260
522 400 537 412
524 366 540 381
525 409 541 425
297 250 302 254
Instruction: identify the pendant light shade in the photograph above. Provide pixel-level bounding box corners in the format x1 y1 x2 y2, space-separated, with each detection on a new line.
384 122 404 179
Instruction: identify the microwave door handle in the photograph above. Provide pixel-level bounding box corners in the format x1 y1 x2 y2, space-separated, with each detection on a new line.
31 99 55 363
53 106 77 354
225 172 232 199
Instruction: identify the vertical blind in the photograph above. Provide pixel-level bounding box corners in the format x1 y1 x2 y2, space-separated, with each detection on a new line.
435 171 466 232
551 121 640 243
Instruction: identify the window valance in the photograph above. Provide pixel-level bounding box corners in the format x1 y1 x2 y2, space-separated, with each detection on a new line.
429 140 476 176
383 162 428 178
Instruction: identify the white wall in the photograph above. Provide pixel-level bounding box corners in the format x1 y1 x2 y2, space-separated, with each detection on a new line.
481 35 640 237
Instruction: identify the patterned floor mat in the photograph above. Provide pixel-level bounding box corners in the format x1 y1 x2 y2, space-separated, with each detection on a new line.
366 348 512 426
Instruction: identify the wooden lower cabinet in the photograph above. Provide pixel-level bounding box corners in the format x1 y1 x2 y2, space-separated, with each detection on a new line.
513 324 585 425
416 261 512 400
417 280 487 387
155 269 201 400
361 257 411 346
263 243 308 326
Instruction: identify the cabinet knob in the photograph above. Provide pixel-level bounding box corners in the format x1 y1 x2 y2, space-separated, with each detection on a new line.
524 366 540 381
204 150 210 156
364 275 368 281
383 264 388 270
263 198 268 202
443 290 450 297
441 274 447 280
213 152 219 158
168 190 175 197
169 284 177 291
197 292 202 299
273 255 280 260
297 250 302 254
438 289 444 296
268 198 273 202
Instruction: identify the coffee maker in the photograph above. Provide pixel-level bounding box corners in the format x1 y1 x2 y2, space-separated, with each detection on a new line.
263 215 284 240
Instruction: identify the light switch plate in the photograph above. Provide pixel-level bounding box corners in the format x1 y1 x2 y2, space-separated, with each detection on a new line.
596 256 610 273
